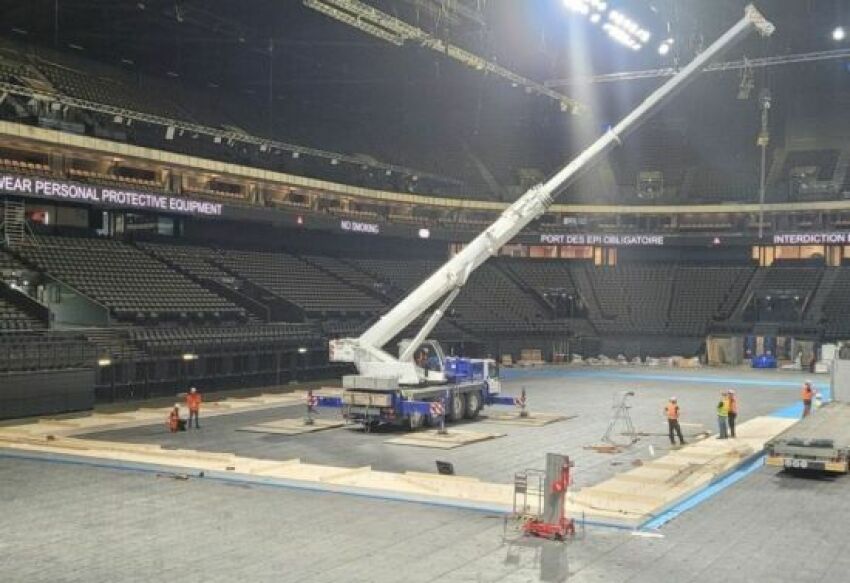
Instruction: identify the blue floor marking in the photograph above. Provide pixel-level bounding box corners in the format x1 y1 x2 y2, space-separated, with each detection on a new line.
640 454 766 531
502 367 829 391
502 366 829 531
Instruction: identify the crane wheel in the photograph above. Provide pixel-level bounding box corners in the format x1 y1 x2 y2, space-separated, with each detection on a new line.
408 411 425 430
447 393 466 421
464 392 482 419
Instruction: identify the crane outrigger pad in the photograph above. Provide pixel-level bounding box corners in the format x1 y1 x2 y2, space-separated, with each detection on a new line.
385 428 506 449
481 412 573 427
237 418 344 436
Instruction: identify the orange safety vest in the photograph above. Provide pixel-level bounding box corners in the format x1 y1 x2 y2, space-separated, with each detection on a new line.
186 392 202 412
168 409 180 431
665 403 679 420
801 386 813 401
727 396 738 415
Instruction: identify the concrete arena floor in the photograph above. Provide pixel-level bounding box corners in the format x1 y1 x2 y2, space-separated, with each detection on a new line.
2 366 846 582
85 366 811 486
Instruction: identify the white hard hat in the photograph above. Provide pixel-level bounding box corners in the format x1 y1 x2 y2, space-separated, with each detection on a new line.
805 380 813 385
670 396 677 401
728 389 736 395
174 403 181 408
190 386 197 392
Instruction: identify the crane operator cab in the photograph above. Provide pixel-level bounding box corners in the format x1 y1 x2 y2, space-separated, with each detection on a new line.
399 339 501 393
401 339 448 384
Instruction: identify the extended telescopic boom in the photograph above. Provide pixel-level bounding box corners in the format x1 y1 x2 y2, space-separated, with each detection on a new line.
331 5 774 385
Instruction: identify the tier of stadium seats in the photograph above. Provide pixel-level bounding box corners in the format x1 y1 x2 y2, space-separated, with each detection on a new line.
756 266 821 298
216 249 386 316
667 266 755 335
821 269 850 336
500 258 578 296
16 236 245 321
0 296 43 331
353 257 552 331
36 59 184 120
576 264 674 334
0 333 93 371
136 242 232 281
128 323 318 355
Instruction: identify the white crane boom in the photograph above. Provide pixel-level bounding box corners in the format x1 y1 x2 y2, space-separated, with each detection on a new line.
330 5 774 385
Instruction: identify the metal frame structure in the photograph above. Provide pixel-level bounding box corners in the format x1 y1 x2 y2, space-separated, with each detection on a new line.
0 81 458 186
303 0 584 113
545 48 850 87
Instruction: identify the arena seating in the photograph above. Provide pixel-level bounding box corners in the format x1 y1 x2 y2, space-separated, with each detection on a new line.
0 296 43 331
576 264 674 335
782 150 841 181
136 242 232 281
216 249 386 316
36 59 185 120
16 236 245 322
818 269 850 337
0 332 93 372
128 323 318 356
667 266 755 335
756 266 821 297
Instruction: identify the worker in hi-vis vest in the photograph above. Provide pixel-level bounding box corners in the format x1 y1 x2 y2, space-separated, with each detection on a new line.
725 389 738 438
185 387 202 429
717 392 729 439
665 397 685 446
801 381 814 418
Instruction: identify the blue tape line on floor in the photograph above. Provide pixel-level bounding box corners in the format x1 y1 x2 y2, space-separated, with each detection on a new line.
0 447 637 531
502 368 829 391
639 454 766 531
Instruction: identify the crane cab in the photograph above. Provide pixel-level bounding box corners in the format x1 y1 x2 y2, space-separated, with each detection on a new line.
400 338 447 384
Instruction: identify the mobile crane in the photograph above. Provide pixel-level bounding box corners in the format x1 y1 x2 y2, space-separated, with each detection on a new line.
321 5 774 429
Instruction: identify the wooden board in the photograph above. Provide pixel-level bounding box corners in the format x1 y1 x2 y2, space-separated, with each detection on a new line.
237 418 344 435
481 412 572 426
385 429 505 449
0 414 795 528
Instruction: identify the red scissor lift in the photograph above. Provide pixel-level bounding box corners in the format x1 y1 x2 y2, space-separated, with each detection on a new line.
511 454 578 541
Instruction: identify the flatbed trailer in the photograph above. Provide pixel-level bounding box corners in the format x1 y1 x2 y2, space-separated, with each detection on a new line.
765 402 850 473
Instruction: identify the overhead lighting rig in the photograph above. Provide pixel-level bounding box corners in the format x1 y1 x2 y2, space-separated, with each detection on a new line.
303 0 584 113
564 0 651 51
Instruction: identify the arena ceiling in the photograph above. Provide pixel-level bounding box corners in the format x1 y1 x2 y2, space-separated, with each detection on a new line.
0 1 848 186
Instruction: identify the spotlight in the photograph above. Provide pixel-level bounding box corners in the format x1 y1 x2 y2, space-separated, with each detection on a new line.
589 13 601 24
833 26 846 42
658 42 670 56
298 347 308 354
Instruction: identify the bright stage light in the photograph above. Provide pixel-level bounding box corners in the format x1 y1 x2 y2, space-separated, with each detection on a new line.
564 0 590 15
833 26 846 42
658 42 670 55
